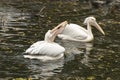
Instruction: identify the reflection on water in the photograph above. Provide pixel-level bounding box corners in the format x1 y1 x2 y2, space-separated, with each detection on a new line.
59 40 93 62
0 10 30 32
0 0 120 80
61 40 98 68
28 59 64 80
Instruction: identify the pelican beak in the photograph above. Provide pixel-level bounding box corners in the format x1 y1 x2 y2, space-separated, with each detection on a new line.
51 21 68 35
93 21 105 35
50 21 68 42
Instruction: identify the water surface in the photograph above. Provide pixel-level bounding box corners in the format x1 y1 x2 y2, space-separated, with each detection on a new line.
0 0 120 80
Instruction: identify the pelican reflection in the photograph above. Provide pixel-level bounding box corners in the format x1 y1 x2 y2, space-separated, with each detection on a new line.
27 58 64 80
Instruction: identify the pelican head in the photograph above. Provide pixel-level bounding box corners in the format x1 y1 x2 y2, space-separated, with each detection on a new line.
45 21 68 42
83 17 105 35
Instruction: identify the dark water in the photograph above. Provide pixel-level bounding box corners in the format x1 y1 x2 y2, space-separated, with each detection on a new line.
0 0 120 80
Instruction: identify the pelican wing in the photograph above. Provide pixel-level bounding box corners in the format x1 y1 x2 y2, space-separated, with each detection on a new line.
59 23 88 40
25 41 65 57
25 41 45 54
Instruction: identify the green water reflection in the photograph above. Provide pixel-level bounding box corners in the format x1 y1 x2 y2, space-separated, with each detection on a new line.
0 0 120 80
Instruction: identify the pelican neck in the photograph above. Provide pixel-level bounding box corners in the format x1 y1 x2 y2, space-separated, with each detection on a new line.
87 23 93 38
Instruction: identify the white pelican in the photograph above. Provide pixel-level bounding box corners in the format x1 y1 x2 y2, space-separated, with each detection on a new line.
24 21 68 61
58 17 105 42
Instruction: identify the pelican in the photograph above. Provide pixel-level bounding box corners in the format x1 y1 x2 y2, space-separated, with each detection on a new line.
24 21 68 61
58 17 105 42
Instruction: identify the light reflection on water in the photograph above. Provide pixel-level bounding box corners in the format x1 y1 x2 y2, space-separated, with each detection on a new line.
0 0 120 80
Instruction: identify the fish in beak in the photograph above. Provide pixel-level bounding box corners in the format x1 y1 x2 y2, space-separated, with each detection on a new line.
92 21 105 35
49 21 68 42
